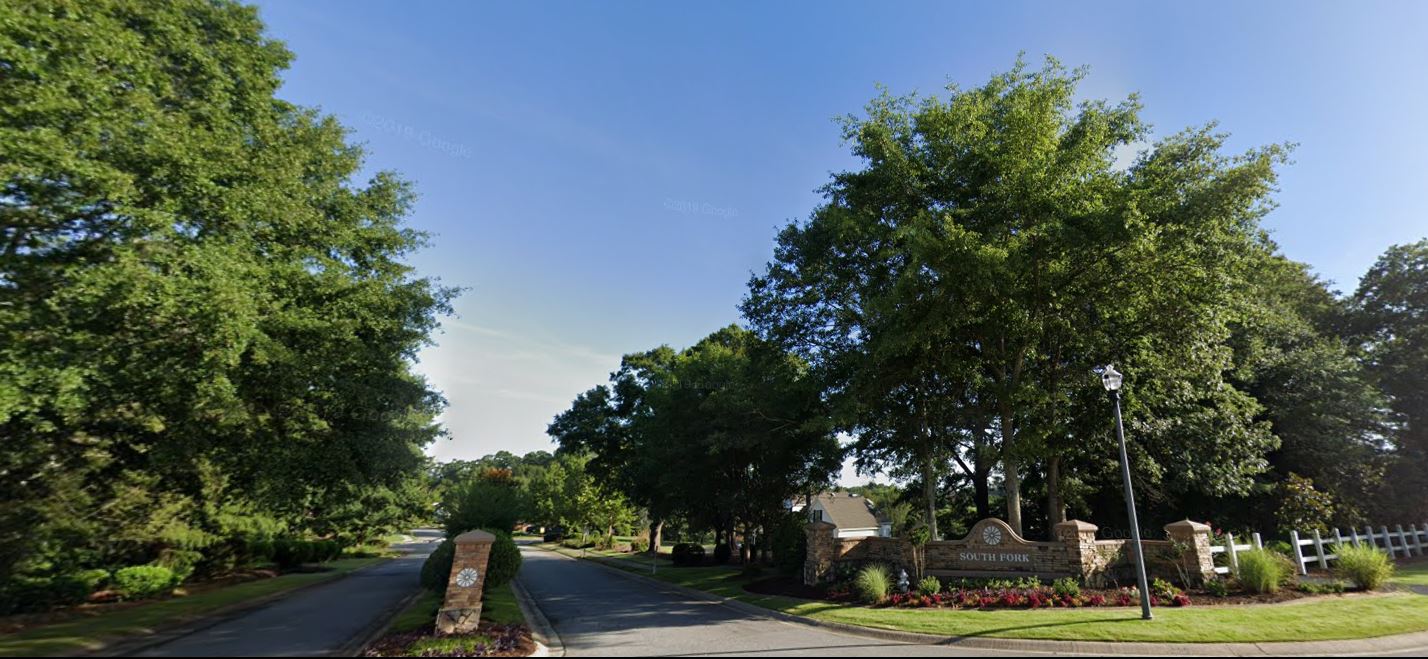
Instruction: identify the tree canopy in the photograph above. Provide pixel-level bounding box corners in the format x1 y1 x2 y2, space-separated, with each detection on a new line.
0 0 451 610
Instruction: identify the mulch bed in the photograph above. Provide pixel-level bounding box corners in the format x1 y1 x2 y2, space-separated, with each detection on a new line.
744 575 1329 607
365 623 534 657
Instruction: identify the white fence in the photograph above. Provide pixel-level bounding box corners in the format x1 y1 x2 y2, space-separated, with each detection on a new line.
1211 522 1428 577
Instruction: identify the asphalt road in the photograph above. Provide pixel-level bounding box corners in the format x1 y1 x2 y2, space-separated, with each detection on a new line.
133 530 441 657
515 546 1006 657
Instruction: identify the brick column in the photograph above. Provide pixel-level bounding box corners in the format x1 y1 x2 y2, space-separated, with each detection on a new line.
1164 520 1215 585
803 521 837 586
436 530 495 635
1054 519 1100 579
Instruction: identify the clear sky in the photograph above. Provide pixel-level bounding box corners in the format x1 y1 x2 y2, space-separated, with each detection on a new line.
251 1 1428 475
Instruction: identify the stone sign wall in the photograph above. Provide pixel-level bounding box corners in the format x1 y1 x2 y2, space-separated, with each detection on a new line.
804 517 1216 587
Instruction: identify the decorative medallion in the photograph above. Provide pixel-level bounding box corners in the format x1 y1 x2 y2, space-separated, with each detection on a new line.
455 567 480 588
981 525 1003 546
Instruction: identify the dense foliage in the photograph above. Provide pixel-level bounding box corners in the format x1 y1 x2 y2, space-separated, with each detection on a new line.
548 325 843 562
0 0 450 611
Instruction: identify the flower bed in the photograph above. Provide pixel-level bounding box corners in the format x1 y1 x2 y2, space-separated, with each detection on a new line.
365 623 532 657
878 585 1191 609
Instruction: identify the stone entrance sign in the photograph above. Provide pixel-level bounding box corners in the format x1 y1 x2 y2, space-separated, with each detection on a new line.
804 517 1217 586
436 529 495 635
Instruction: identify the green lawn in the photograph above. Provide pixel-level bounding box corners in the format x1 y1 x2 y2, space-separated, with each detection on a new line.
793 594 1428 643
1392 560 1428 587
0 558 386 657
386 583 525 636
545 546 1428 643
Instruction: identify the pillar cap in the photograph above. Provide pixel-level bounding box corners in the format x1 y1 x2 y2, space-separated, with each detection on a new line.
1164 519 1212 534
1054 519 1099 532
454 529 497 544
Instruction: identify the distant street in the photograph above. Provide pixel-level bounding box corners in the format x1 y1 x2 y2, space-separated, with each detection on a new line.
132 530 441 657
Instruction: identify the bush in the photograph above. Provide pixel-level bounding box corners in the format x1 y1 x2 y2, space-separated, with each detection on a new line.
440 480 523 538
1052 577 1080 599
1204 577 1230 597
39 569 112 607
421 539 456 593
1151 577 1182 599
630 537 650 554
672 543 706 567
771 514 807 576
1236 549 1293 594
247 538 277 564
1333 544 1394 590
713 543 732 565
484 530 522 589
156 548 202 583
917 576 942 597
855 564 891 604
113 566 177 600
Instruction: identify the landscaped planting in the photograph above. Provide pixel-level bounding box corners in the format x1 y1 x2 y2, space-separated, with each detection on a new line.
874 579 1190 610
1333 544 1395 590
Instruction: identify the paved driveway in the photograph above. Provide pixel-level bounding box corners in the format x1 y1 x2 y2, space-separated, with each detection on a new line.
133 530 440 657
515 547 1007 657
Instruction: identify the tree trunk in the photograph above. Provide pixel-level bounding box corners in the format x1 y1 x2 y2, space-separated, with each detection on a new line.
649 518 663 557
974 465 991 520
1000 408 1023 535
922 453 940 540
1047 455 1066 527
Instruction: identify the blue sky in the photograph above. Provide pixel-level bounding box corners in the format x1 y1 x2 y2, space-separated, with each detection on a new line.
252 1 1428 474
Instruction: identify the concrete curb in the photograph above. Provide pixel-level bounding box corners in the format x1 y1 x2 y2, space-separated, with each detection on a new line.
512 576 564 657
536 546 1428 657
81 559 392 657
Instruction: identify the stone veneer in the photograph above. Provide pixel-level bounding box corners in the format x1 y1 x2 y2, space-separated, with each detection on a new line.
804 517 1217 587
436 529 495 635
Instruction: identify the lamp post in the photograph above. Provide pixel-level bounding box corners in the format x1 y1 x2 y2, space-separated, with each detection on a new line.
1101 364 1153 621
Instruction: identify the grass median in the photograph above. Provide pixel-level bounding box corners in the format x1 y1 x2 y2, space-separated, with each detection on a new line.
0 557 386 657
540 544 1428 644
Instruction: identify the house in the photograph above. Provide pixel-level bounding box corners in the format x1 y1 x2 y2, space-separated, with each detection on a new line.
805 492 891 538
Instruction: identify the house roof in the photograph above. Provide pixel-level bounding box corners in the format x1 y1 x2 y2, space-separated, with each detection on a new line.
814 493 881 530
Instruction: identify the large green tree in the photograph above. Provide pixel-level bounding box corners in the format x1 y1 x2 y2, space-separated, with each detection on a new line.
0 0 452 594
744 58 1284 535
1351 239 1428 520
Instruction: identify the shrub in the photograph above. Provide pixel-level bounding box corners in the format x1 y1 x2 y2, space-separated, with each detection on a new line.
1204 577 1230 597
113 566 177 600
484 530 522 589
421 539 456 593
156 548 202 583
630 537 650 554
40 569 112 607
854 564 891 604
1151 577 1182 599
771 514 807 576
440 480 522 538
917 576 942 597
1333 544 1394 591
247 538 277 564
1052 577 1080 599
671 543 706 567
713 543 732 565
1236 549 1292 594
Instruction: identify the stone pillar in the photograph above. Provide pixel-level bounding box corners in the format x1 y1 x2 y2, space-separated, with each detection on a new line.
1054 519 1100 579
436 530 495 635
803 521 837 586
1164 519 1215 585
